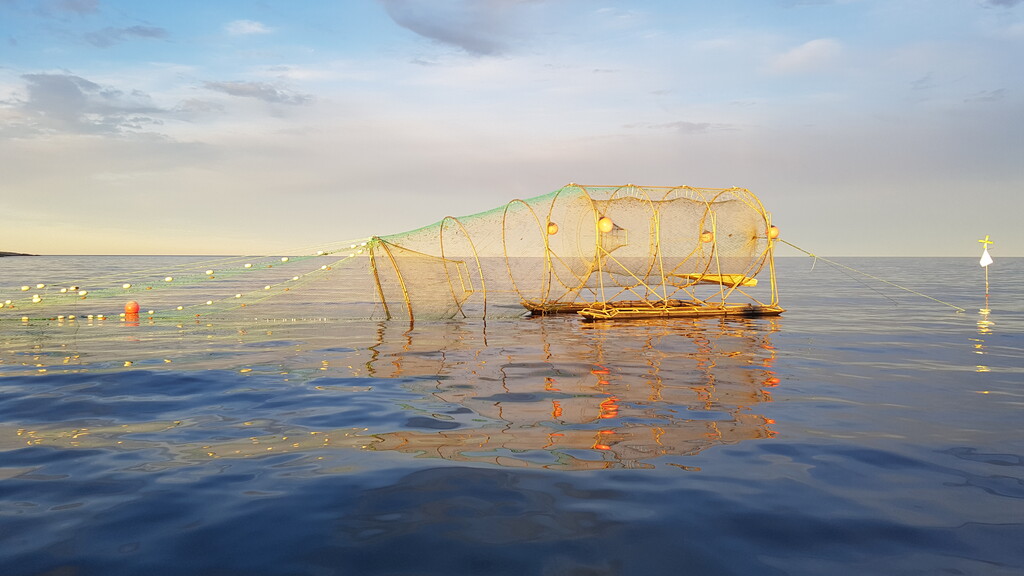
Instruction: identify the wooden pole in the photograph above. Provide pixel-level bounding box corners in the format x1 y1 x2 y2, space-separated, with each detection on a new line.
979 235 993 314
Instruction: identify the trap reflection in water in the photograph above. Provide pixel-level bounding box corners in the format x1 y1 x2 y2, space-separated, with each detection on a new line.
361 318 779 470
1 315 780 471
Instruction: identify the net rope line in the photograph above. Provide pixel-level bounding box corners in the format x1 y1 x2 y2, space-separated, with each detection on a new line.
1 239 368 303
778 239 967 313
7 236 371 289
1 253 362 322
189 253 363 315
799 246 900 306
1 237 372 321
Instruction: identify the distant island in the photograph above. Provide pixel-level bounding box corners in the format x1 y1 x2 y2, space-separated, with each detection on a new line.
0 251 36 257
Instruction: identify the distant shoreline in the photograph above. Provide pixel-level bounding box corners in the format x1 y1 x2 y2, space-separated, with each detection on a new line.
0 251 37 257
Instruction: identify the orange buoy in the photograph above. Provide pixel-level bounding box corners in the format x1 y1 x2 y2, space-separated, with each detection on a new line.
124 301 140 314
597 216 614 233
700 230 714 243
768 225 780 239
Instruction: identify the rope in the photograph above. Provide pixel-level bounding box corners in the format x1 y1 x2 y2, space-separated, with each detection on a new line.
779 239 966 313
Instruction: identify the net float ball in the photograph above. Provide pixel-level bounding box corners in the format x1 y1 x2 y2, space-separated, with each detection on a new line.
597 216 614 234
700 230 714 243
768 225 780 239
547 222 559 235
124 300 141 314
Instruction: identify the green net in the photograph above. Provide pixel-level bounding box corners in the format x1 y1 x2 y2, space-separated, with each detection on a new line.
0 184 781 324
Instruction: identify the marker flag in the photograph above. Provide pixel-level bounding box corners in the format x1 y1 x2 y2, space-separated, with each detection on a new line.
980 247 993 268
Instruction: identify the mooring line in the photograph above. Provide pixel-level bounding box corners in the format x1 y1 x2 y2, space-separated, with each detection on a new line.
779 239 967 313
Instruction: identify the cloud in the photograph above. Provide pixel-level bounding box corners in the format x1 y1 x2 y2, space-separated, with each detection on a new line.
1007 21 1024 37
767 38 842 75
777 0 846 6
623 120 735 134
379 0 533 55
173 98 225 117
910 72 936 91
53 0 99 14
84 25 168 48
654 121 715 134
8 73 165 135
225 19 272 35
964 88 1006 102
203 81 312 105
980 0 1022 7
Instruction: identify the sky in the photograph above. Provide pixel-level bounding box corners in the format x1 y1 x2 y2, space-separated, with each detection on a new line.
1 0 1021 256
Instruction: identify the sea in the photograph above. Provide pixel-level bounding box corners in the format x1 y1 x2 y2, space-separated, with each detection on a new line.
0 256 1021 575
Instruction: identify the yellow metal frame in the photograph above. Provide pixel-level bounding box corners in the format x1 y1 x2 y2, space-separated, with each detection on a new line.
369 184 781 321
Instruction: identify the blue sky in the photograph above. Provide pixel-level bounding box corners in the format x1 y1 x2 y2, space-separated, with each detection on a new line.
1 0 1021 256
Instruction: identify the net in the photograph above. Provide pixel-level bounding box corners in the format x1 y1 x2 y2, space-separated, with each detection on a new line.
0 184 782 324
369 184 782 321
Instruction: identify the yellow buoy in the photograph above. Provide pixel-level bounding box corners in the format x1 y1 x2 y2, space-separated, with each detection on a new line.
768 225 780 240
597 216 614 233
700 230 714 243
547 222 559 235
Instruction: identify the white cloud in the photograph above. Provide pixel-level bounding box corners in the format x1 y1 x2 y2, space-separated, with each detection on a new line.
225 19 272 36
259 65 337 82
3 73 166 136
767 38 842 75
203 80 312 105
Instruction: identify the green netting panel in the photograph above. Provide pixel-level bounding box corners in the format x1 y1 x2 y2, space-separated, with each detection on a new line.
368 239 473 320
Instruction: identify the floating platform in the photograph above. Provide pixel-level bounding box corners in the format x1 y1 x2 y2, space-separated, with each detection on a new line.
524 299 694 316
524 299 783 321
576 302 784 322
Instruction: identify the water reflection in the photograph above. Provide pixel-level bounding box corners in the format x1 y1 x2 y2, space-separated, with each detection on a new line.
358 317 780 469
1 316 782 471
974 309 994 372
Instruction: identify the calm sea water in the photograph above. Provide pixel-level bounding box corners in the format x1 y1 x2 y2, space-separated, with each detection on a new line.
1 256 1021 575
